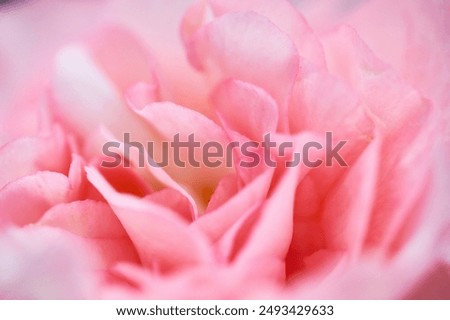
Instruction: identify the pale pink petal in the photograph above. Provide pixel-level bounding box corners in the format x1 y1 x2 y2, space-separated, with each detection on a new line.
191 169 273 243
94 126 200 217
212 79 278 141
125 81 159 111
286 28 429 264
182 0 325 68
0 126 70 189
214 202 261 263
185 11 299 131
86 25 158 94
297 196 449 299
232 134 319 281
101 262 279 299
86 167 213 272
1 88 46 145
207 0 326 68
321 25 430 136
0 171 72 227
0 226 94 299
308 0 450 122
289 61 373 138
321 136 380 258
321 25 385 84
107 0 210 114
67 154 104 201
383 1 449 107
288 255 426 299
131 101 232 212
180 0 214 43
0 0 108 143
288 60 375 206
39 200 140 269
204 173 238 213
145 188 194 222
365 108 439 253
51 44 153 146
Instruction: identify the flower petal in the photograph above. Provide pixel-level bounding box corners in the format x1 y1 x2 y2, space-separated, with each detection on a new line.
0 126 70 189
51 45 152 146
0 171 72 227
86 25 158 94
321 136 380 258
212 79 278 141
39 200 140 269
86 167 213 272
131 101 232 212
145 188 194 223
107 0 209 113
212 0 325 67
192 169 273 243
232 133 320 280
185 11 299 131
182 0 325 68
0 226 93 299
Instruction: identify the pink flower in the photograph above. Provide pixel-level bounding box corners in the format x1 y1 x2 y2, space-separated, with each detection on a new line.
0 0 449 299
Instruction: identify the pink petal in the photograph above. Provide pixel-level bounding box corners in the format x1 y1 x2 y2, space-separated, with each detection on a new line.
204 173 238 213
0 126 70 189
131 101 232 212
315 0 450 121
125 81 159 111
289 62 373 138
0 0 108 143
289 255 426 299
232 134 318 280
39 200 140 269
51 45 152 145
145 188 194 222
182 0 325 68
185 11 299 131
321 25 386 88
321 136 380 258
86 167 213 272
192 169 273 243
1 88 45 145
101 261 280 299
287 142 370 276
67 154 103 201
321 26 430 136
0 171 72 227
288 61 375 203
86 25 158 94
96 163 153 198
0 226 94 299
212 79 278 141
107 0 210 114
365 107 438 253
94 126 200 217
209 0 325 68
